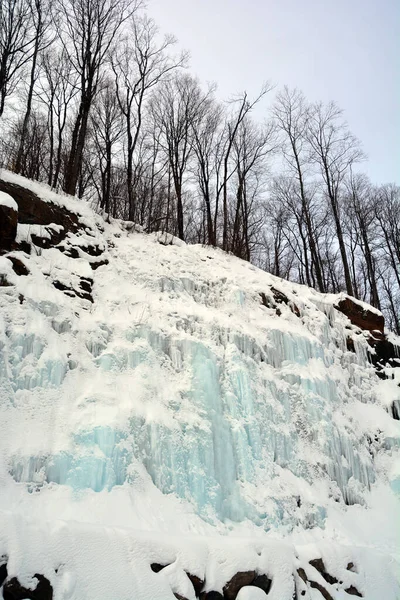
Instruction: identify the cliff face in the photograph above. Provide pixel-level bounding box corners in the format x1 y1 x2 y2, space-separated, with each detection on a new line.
0 171 399 600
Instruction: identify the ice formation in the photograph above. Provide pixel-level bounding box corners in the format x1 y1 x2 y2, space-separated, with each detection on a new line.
0 170 399 599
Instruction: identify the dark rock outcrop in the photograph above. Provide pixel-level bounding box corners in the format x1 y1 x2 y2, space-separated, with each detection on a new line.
0 180 78 246
0 561 8 587
200 592 224 600
187 572 205 596
2 574 53 600
0 201 18 253
335 297 384 334
345 585 363 597
150 563 169 573
223 571 256 600
309 558 338 585
252 574 272 594
8 256 29 276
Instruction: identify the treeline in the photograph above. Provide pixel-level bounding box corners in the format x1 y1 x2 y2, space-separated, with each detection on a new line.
0 0 399 332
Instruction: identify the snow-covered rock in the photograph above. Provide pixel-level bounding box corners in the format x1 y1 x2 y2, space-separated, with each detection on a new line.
0 171 399 599
0 190 18 252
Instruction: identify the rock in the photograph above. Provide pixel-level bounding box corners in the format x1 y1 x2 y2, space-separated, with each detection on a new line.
223 571 256 600
252 574 272 594
150 563 169 573
309 581 334 600
90 258 109 270
186 572 205 596
271 287 289 306
345 585 362 597
7 256 29 276
309 558 338 585
200 592 224 600
174 594 189 600
0 200 18 253
0 180 78 245
296 569 307 584
3 574 53 600
335 297 384 334
346 562 356 572
0 274 13 286
0 561 8 586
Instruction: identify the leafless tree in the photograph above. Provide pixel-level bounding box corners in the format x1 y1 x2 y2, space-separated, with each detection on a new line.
0 0 37 117
307 101 365 296
111 15 187 221
55 0 140 196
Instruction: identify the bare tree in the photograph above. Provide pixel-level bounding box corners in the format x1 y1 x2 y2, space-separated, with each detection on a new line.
14 0 52 174
307 101 365 297
112 15 187 221
56 0 139 196
220 84 272 251
273 87 326 291
0 0 36 117
90 80 123 214
150 73 210 240
230 117 277 260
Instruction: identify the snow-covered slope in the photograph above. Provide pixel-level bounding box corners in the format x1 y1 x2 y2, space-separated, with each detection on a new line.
0 171 399 600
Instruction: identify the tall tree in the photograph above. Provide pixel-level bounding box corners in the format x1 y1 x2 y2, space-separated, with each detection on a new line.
273 87 325 291
112 15 187 221
56 0 138 196
307 101 364 297
0 0 36 117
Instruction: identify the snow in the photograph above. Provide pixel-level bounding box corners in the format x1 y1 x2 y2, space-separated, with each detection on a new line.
0 190 18 211
0 173 399 599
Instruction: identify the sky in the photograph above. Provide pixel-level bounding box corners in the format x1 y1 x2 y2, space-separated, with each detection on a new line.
148 0 399 185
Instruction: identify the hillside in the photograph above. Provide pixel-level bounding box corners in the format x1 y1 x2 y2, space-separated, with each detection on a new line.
0 171 399 600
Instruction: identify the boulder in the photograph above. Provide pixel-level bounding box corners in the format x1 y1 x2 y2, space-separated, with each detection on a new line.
0 193 18 253
186 572 205 596
3 574 53 600
345 586 362 597
223 571 256 600
335 297 384 334
0 561 8 587
0 179 78 246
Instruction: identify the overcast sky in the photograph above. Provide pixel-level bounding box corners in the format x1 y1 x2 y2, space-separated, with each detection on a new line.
148 0 399 185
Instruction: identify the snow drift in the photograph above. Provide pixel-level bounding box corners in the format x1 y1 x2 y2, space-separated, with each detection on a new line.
0 170 399 600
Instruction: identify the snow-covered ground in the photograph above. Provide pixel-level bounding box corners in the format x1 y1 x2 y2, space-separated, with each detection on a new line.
0 171 399 599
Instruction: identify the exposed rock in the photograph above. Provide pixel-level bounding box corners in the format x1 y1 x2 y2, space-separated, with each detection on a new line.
309 558 338 585
186 572 205 596
0 274 12 286
346 562 356 572
297 569 307 584
7 256 29 276
252 574 272 594
3 574 53 600
174 594 188 600
200 592 224 600
309 580 334 600
345 585 363 597
52 277 93 303
223 571 256 600
271 286 289 306
260 288 300 317
335 297 384 334
0 561 8 586
368 338 400 372
90 258 109 270
0 201 18 253
150 563 169 573
0 179 78 246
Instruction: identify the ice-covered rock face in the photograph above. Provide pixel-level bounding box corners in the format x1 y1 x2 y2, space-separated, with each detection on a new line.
0 203 398 540
0 182 399 537
0 172 399 599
